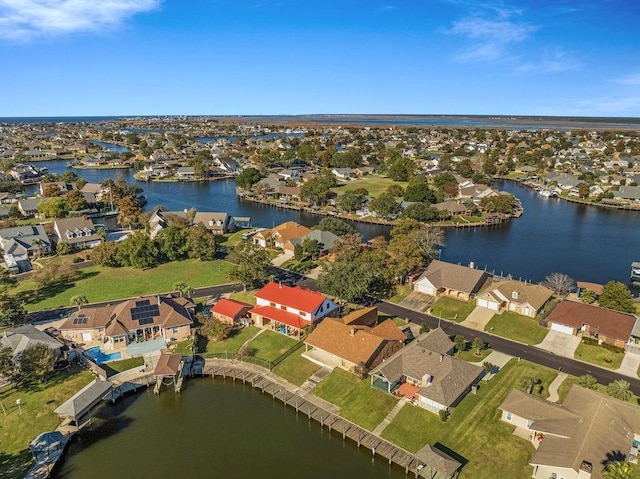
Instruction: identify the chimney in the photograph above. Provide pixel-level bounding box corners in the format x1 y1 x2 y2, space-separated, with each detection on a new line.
350 327 356 337
157 295 161 306
469 261 475 269
440 354 444 362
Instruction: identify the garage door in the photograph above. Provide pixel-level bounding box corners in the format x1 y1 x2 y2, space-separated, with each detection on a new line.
82 332 92 342
550 322 574 335
477 298 499 311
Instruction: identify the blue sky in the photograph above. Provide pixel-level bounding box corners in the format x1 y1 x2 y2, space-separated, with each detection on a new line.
0 0 639 117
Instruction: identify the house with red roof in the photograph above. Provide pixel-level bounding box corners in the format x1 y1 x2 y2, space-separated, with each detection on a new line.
248 282 338 337
210 298 253 326
546 300 637 348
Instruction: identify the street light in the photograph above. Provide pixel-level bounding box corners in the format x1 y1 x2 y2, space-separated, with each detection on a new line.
16 398 22 415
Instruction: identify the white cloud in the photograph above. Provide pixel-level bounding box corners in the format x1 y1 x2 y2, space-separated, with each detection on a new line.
613 74 640 86
0 0 161 40
515 47 581 74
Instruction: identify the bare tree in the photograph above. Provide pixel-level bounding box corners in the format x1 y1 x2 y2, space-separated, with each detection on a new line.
542 272 576 295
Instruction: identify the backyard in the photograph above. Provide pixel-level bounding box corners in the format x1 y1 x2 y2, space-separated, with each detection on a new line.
12 259 235 311
381 360 557 479
204 326 260 357
245 330 299 362
484 311 549 345
430 297 476 323
332 176 408 198
313 368 399 431
271 348 322 386
0 367 94 479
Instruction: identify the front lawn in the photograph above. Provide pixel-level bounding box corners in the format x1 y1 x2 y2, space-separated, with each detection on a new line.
13 259 235 311
387 284 411 304
431 297 476 322
246 330 299 362
102 357 145 377
272 348 321 386
484 311 549 345
556 375 580 404
574 342 625 370
313 368 398 431
455 346 493 363
204 326 260 357
381 360 557 479
0 367 94 479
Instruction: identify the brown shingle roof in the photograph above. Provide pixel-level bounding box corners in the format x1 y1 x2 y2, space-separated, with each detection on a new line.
493 280 554 310
305 318 404 367
417 260 490 295
340 307 378 327
546 300 636 341
153 353 182 376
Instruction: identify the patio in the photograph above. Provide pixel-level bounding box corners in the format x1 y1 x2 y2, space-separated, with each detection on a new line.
394 381 420 403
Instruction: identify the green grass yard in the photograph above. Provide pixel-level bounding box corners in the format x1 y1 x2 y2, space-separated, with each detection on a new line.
484 312 549 345
102 357 145 377
228 290 258 305
332 176 408 198
431 297 476 322
381 360 557 479
271 348 322 386
574 342 625 370
12 259 234 311
204 326 260 357
246 330 299 362
313 368 399 431
0 367 94 479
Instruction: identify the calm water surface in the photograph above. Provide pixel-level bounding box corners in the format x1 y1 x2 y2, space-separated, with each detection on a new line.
56 379 405 479
38 160 640 285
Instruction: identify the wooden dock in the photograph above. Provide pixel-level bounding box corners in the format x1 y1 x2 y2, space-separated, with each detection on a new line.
203 362 419 474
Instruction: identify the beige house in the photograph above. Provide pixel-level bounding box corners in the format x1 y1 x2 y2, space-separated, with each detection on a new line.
252 221 312 250
500 386 640 479
60 295 194 351
53 217 103 249
475 280 554 317
413 260 492 301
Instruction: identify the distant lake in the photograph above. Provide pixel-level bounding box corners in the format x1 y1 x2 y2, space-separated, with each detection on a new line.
89 141 129 154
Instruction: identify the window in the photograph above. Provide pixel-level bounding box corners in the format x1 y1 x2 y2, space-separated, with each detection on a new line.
506 412 512 421
280 305 287 311
526 420 533 428
172 327 179 333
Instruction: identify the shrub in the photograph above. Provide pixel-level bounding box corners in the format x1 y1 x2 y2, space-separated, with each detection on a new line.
439 409 450 422
72 257 83 263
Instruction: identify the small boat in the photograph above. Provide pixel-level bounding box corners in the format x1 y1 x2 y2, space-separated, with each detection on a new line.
631 262 640 282
538 189 551 198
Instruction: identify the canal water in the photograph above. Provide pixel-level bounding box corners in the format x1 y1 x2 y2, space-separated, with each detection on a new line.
37 160 640 286
56 379 405 479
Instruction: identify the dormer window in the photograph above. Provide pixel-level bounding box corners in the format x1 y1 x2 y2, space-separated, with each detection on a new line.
66 231 74 239
512 291 519 300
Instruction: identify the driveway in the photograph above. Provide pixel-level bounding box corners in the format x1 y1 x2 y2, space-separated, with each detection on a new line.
536 330 581 358
461 306 495 331
398 291 435 313
271 252 293 267
617 352 640 379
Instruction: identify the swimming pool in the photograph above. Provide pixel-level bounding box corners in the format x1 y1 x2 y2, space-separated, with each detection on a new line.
84 347 122 364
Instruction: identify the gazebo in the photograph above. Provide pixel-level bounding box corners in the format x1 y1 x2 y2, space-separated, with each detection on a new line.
415 445 462 479
152 353 184 394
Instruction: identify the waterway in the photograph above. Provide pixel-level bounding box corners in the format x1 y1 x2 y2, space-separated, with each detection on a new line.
56 379 405 479
36 160 640 286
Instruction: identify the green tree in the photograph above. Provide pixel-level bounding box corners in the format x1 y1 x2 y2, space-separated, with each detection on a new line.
520 376 543 395
90 241 121 267
369 193 399 218
117 196 142 229
235 167 263 189
328 233 363 262
228 242 271 291
337 190 366 212
577 374 598 389
56 242 71 256
300 170 336 205
479 194 517 214
66 189 89 211
116 233 159 268
314 217 355 236
186 226 219 261
0 267 16 293
37 197 68 218
580 289 596 304
403 175 437 203
0 345 14 379
155 225 189 261
0 295 26 326
174 282 194 298
200 315 232 342
386 184 404 197
599 281 636 313
19 343 56 384
70 295 88 308
402 203 440 222
578 182 590 198
454 335 466 353
387 157 415 181
602 461 633 479
606 380 633 401
317 254 393 303
472 337 485 355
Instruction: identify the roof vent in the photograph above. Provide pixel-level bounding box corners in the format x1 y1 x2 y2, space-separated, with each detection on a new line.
579 461 592 473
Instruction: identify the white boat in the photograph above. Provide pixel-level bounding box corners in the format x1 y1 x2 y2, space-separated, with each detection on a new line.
538 189 551 198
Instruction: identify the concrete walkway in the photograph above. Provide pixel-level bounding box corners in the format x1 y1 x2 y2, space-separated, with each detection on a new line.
239 327 267 352
481 350 513 380
617 352 640 379
300 367 332 393
271 253 293 267
372 399 407 435
460 306 495 331
547 372 568 403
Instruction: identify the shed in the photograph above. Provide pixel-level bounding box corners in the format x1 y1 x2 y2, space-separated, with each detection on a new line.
54 379 113 424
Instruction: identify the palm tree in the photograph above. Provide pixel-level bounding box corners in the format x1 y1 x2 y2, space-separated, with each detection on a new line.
70 295 88 309
174 282 194 298
577 374 598 390
606 380 633 402
521 376 542 395
602 461 633 479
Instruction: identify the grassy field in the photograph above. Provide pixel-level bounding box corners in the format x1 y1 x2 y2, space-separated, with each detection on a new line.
574 342 625 369
204 326 259 357
313 368 399 431
332 176 408 198
272 348 322 386
12 259 235 311
431 297 476 322
0 367 94 479
485 312 549 345
456 347 493 363
381 360 557 479
228 290 258 305
102 357 145 377
246 330 299 362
